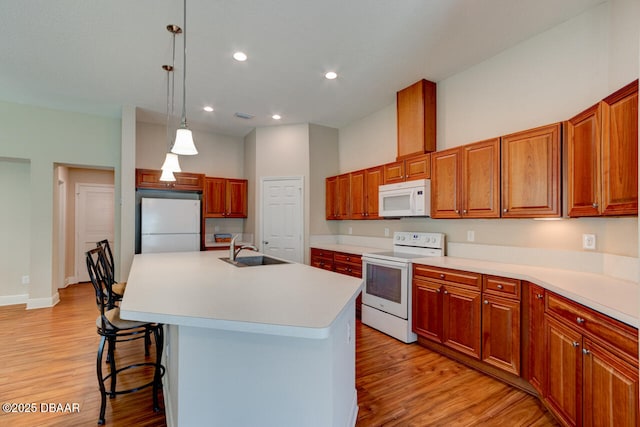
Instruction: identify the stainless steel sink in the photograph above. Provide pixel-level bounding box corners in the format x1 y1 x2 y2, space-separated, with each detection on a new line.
220 255 290 267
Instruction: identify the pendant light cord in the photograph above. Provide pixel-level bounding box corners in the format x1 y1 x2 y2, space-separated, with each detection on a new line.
180 0 188 127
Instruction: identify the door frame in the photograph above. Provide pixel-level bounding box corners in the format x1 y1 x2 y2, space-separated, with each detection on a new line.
259 176 304 263
74 183 115 283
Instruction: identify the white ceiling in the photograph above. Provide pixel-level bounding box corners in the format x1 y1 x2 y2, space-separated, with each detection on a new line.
0 0 604 137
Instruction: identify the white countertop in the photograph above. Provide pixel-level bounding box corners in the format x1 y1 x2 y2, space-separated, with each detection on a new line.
120 250 363 339
411 256 639 328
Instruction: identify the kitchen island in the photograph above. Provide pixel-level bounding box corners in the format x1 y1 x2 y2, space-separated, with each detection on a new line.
120 250 363 427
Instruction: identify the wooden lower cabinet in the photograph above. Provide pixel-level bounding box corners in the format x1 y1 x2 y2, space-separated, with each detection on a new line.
482 294 520 375
545 315 583 427
412 264 639 427
310 248 362 317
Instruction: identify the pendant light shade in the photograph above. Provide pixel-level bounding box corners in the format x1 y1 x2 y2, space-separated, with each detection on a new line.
161 152 182 172
160 168 176 182
172 126 198 155
172 0 198 155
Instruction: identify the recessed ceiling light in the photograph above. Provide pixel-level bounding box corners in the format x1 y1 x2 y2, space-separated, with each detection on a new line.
233 51 248 62
272 114 281 120
203 106 214 112
325 71 338 80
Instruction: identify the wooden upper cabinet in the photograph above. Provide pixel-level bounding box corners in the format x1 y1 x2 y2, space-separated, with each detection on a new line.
431 138 499 219
336 173 350 219
601 80 638 216
383 153 430 184
567 80 638 217
203 177 247 218
136 168 204 192
325 176 338 220
501 123 561 218
349 170 366 219
462 138 501 218
397 79 437 159
364 166 383 218
383 160 405 184
431 147 461 218
567 104 602 217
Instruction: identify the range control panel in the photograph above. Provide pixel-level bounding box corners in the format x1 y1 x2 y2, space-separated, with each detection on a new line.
393 231 445 250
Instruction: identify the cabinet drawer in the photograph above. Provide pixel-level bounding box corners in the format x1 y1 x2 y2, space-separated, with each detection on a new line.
334 263 362 278
546 292 638 364
334 252 361 266
311 258 334 271
483 275 521 300
310 248 334 260
413 265 481 290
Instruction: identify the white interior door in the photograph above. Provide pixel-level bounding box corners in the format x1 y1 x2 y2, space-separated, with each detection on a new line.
75 184 114 283
261 178 303 263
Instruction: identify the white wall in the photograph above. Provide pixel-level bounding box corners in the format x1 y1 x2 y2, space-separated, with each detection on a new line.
0 101 121 306
335 0 639 262
136 121 244 177
309 124 340 236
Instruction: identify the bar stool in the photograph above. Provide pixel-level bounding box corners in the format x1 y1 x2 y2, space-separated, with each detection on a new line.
96 239 126 308
86 247 165 425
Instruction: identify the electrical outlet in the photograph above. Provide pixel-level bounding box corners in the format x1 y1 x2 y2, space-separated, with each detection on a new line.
21 275 30 285
384 228 390 237
467 230 475 242
582 234 596 250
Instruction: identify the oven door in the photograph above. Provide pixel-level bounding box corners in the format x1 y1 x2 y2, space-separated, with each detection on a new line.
362 256 409 319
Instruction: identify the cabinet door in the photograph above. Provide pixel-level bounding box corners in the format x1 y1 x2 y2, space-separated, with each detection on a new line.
325 176 338 220
501 123 561 218
567 104 602 217
601 80 638 216
383 161 405 184
204 177 226 217
442 285 481 359
583 338 639 427
337 173 351 219
527 283 546 396
397 79 436 159
431 148 461 218
405 153 431 180
482 295 521 375
545 315 582 427
364 166 383 219
412 279 443 343
225 179 247 218
462 138 501 218
349 170 366 219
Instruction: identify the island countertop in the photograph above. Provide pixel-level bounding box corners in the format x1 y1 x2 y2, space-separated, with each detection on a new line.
120 250 363 339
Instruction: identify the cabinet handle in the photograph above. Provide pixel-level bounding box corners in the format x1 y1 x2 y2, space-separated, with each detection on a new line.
443 290 448 295
455 210 459 214
439 274 445 279
592 203 598 208
536 293 544 300
572 341 580 348
497 284 503 289
463 209 467 214
346 257 350 261
483 300 489 305
582 348 591 355
576 317 585 324
436 288 441 293
503 208 508 213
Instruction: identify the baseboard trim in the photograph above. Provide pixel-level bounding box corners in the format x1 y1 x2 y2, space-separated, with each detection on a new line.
0 294 28 306
26 292 60 309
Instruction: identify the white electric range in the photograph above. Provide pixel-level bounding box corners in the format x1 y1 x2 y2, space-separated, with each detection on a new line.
361 231 446 343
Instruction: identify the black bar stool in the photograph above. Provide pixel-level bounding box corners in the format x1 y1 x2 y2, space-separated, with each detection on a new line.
86 247 165 425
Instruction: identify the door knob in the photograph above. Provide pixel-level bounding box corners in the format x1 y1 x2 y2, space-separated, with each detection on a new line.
263 241 269 245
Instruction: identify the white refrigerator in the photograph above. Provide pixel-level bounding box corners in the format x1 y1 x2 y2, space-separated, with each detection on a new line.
141 198 201 253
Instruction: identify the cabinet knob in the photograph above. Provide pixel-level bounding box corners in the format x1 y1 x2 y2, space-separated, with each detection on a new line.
436 288 441 293
497 284 503 289
503 208 508 213
582 348 591 355
572 341 580 348
346 257 350 261
483 300 489 305
455 210 459 214
592 203 598 208
576 317 585 324
443 290 448 295
463 209 467 214
439 274 445 279
536 293 544 300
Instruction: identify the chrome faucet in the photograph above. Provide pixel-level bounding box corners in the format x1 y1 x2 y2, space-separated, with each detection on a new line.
229 235 258 261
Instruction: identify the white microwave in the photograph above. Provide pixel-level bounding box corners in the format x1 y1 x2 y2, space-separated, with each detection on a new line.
378 179 430 217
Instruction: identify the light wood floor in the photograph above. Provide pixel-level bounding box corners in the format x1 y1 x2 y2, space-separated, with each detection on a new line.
0 284 557 426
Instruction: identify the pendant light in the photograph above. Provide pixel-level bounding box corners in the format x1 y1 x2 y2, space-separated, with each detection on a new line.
160 24 182 181
171 0 198 155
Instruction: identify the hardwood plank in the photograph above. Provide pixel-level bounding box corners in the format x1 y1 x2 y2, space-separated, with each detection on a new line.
0 284 557 426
